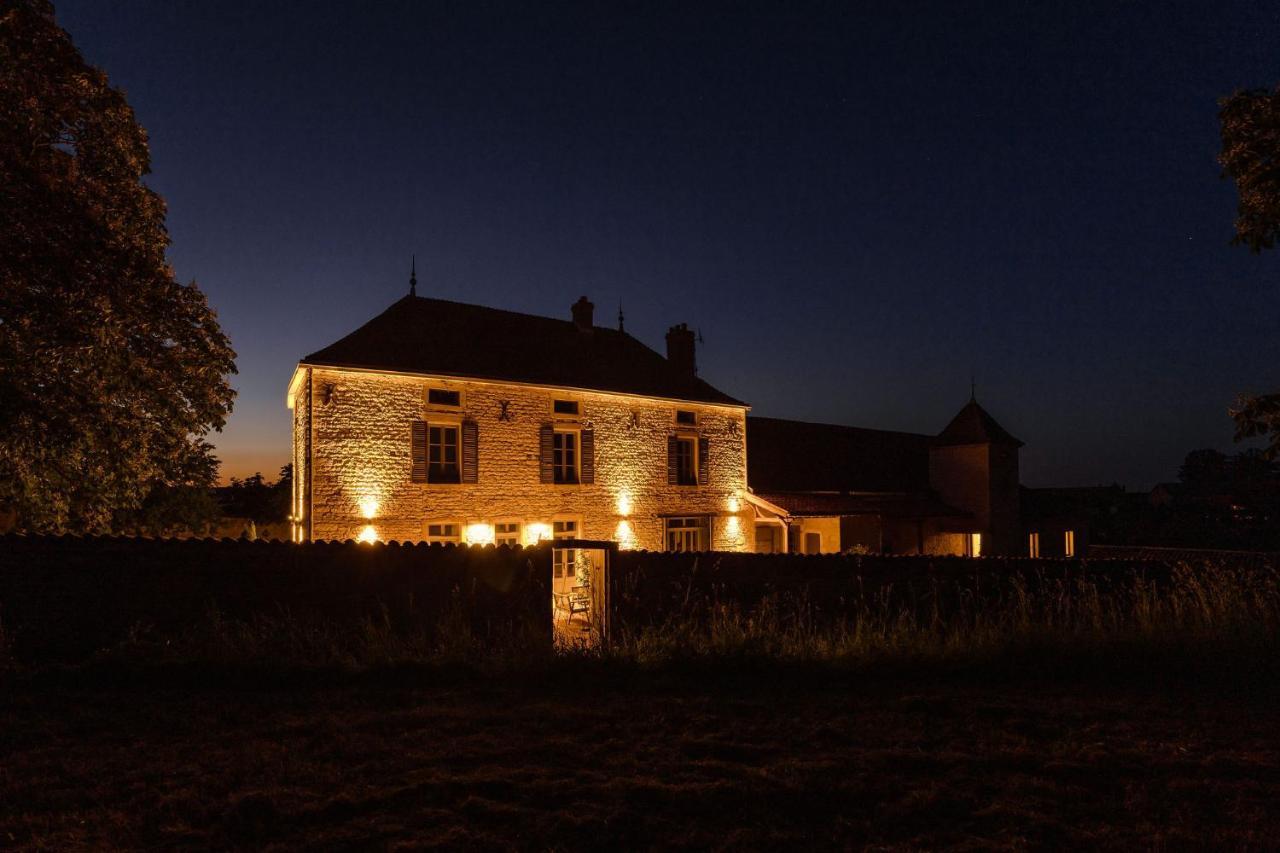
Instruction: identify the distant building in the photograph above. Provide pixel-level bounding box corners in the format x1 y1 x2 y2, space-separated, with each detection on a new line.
290 280 1068 558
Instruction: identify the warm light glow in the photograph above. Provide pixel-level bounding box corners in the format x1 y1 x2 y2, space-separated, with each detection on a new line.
357 525 378 544
358 496 380 520
614 519 635 549
970 532 982 557
525 522 553 545
727 495 741 513
616 492 632 516
465 522 495 546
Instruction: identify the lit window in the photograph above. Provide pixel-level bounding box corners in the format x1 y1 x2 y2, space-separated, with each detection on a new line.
553 520 578 586
495 522 521 547
665 516 708 552
553 399 579 416
428 388 461 407
425 522 461 543
553 430 578 484
1064 530 1075 557
428 425 460 483
969 532 982 557
675 410 697 426
1028 532 1040 558
674 437 697 486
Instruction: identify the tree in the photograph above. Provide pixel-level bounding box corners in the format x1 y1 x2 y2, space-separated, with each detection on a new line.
1219 85 1280 458
0 1 236 532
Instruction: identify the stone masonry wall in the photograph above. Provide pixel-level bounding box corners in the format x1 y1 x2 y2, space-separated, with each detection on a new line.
295 367 750 551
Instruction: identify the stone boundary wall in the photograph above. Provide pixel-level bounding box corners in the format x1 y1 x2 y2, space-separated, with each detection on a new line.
0 535 551 664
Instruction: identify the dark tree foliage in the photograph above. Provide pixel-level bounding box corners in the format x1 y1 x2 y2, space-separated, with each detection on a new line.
0 1 236 532
219 465 292 526
1218 85 1280 459
1219 86 1280 253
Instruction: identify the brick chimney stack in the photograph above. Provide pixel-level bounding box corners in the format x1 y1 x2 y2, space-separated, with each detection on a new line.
665 323 696 376
571 296 594 332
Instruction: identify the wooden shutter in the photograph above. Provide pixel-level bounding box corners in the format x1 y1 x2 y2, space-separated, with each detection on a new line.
410 421 428 483
697 436 709 485
667 435 679 485
539 423 554 484
580 429 595 484
461 420 479 483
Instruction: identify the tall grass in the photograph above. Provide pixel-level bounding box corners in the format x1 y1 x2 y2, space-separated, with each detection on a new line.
45 558 1280 680
606 560 1280 675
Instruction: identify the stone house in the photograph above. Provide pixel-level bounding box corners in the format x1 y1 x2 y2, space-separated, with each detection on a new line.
287 291 751 586
289 282 1052 559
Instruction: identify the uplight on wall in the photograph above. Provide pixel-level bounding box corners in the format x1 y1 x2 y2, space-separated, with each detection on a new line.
357 525 378 544
616 492 632 516
465 522 495 546
525 522 552 545
615 519 635 549
727 495 741 513
358 496 380 520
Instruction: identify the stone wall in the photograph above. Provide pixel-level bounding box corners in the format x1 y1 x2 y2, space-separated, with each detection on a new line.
291 367 750 551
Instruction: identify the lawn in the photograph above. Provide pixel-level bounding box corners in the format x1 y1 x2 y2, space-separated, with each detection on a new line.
2 668 1277 850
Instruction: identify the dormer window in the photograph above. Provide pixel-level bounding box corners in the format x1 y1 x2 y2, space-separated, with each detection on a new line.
675 410 697 426
553 399 579 416
428 388 461 408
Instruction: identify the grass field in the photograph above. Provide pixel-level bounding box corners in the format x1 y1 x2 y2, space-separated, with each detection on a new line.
2 664 1279 850
3 554 1278 849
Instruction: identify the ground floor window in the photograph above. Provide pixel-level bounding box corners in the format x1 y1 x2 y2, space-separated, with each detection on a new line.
495 521 521 547
665 516 709 552
1028 531 1040 558
425 522 461 543
1064 529 1075 557
803 531 822 554
553 520 579 590
968 532 982 557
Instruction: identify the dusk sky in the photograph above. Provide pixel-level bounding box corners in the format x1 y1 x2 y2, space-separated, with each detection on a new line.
56 1 1279 489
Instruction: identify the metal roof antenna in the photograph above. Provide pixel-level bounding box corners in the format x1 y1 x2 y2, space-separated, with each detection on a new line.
409 255 417 297
617 300 625 332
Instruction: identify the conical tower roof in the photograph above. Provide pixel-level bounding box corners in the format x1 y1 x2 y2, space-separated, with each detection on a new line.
935 398 1023 447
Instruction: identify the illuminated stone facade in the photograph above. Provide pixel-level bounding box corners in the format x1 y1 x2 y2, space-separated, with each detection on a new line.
289 367 750 550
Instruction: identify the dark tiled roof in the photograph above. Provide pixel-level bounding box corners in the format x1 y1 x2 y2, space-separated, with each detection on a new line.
301 295 745 406
747 416 931 493
756 490 969 519
934 399 1023 447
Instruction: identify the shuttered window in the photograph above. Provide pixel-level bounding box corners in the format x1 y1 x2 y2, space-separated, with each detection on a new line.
411 421 428 482
413 420 475 484
461 420 478 483
579 429 594 484
539 424 555 483
668 435 707 486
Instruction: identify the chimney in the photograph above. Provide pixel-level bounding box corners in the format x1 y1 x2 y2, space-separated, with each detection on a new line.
571 296 594 332
665 323 696 376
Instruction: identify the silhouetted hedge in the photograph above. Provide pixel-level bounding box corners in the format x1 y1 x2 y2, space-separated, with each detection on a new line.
0 535 551 664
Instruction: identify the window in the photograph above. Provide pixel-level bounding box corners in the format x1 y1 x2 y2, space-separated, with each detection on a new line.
425 522 461 543
553 520 578 589
428 425 460 483
675 410 697 426
495 522 521 547
968 532 983 557
674 437 697 485
427 388 460 407
803 532 822 554
553 429 578 484
665 516 708 552
1028 532 1040 558
552 399 579 416
1064 530 1075 557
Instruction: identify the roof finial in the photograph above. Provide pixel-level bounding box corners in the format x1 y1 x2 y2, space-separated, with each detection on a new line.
617 300 625 332
409 255 417 297
970 372 977 402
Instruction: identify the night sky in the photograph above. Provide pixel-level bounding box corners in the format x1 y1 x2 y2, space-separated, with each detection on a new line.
55 1 1279 489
